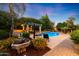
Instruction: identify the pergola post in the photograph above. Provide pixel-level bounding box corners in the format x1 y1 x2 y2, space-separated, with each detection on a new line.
39 24 42 33
26 25 29 32
25 22 42 39
33 24 35 38
21 24 25 30
23 26 25 30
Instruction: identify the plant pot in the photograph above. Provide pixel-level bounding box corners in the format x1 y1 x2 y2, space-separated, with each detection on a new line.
11 40 31 55
11 40 31 49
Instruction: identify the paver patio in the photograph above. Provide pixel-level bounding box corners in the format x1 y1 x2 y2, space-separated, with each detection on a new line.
44 34 79 56
7 33 79 56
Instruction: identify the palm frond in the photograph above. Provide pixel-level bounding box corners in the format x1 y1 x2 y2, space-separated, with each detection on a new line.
13 3 26 16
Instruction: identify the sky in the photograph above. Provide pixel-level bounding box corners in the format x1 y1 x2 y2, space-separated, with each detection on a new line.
1 3 79 25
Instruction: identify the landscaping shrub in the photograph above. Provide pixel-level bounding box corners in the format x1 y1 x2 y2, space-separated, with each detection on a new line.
21 31 30 38
0 30 9 40
0 37 17 49
32 37 47 49
70 30 79 44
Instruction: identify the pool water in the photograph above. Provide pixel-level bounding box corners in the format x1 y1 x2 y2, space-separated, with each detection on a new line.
37 31 59 37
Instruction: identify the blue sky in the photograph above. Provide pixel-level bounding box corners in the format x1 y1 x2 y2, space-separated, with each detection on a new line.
1 3 79 25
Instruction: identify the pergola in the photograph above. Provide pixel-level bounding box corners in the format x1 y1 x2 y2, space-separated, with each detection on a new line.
21 22 42 38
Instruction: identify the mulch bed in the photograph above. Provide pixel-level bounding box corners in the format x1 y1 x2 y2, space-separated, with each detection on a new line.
9 45 51 56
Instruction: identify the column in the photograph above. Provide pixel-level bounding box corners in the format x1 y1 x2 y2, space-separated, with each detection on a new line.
39 25 42 33
23 25 25 30
26 25 29 32
21 24 24 30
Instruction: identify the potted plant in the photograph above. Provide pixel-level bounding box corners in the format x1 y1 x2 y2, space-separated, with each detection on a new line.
70 30 79 51
32 37 47 50
21 31 31 43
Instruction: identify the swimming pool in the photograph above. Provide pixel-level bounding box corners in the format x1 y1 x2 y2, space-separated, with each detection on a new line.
37 31 59 37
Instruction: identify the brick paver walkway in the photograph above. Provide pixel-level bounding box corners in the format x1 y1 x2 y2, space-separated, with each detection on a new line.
44 38 79 56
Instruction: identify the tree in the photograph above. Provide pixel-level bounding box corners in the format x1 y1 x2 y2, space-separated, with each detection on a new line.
75 24 79 30
0 11 11 39
0 3 26 37
56 22 68 33
40 14 54 31
0 11 11 30
18 17 41 24
14 17 42 31
65 17 76 31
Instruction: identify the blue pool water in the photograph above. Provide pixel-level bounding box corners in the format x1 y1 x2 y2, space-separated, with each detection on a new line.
37 31 59 37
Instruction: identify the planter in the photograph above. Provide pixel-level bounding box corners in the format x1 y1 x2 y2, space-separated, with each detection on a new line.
11 40 30 55
11 40 30 49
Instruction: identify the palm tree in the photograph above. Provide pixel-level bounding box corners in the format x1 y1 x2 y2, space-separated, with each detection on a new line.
0 3 26 37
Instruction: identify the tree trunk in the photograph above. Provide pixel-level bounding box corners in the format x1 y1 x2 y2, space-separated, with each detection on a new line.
10 16 14 37
9 4 14 37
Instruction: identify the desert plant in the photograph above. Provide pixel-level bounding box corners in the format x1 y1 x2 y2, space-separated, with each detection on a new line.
70 30 79 44
32 37 47 49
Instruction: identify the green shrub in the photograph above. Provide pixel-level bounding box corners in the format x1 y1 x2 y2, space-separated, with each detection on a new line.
70 30 79 44
29 31 33 34
0 30 9 40
0 37 17 49
32 37 47 48
21 32 30 38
